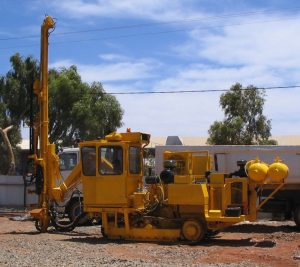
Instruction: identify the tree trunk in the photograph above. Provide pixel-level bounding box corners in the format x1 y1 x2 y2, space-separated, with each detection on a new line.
0 125 15 175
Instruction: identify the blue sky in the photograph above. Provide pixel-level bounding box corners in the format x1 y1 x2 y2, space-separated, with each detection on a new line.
1 0 300 138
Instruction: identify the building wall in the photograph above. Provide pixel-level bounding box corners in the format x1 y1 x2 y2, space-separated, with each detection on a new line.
0 175 37 207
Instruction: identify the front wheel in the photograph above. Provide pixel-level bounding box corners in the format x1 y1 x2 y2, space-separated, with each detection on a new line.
68 200 90 225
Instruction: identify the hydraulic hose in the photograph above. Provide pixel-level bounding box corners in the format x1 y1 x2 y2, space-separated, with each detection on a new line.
50 210 86 232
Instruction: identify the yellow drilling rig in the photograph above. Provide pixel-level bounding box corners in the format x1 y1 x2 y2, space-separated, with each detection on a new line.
29 16 289 242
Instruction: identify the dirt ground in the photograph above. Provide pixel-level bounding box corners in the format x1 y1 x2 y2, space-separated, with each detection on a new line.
0 211 299 267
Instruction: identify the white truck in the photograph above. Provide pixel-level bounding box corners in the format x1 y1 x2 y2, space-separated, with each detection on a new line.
58 147 83 222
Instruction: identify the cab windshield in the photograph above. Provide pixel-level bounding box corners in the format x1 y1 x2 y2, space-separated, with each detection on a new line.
99 146 123 175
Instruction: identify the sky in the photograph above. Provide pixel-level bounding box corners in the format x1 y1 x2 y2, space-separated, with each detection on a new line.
1 0 300 138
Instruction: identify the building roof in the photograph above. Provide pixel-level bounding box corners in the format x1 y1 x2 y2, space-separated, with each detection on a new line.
18 135 300 150
149 135 300 148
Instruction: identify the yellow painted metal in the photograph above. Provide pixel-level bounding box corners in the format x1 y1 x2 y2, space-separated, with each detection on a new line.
105 131 150 144
192 155 211 176
163 150 211 176
30 16 84 231
81 132 149 209
174 175 193 184
246 158 269 182
267 157 289 183
52 163 82 202
105 226 181 241
100 208 181 241
29 16 55 232
208 177 249 218
210 173 225 184
30 208 44 218
256 183 285 211
168 184 208 205
208 210 222 217
206 215 247 222
105 132 122 141
209 185 222 211
84 147 286 240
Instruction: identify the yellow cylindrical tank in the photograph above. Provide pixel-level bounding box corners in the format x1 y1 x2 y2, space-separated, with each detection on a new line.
246 159 269 183
267 157 289 183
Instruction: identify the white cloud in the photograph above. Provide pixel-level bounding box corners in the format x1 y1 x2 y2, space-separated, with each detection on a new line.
48 10 300 136
155 65 282 90
98 53 129 62
175 16 300 78
164 14 300 135
50 57 159 83
265 88 300 134
49 0 203 21
49 57 300 136
78 62 154 82
115 90 223 136
197 19 300 69
113 62 300 136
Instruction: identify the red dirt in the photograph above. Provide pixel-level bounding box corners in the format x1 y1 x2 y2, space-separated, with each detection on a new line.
0 213 299 266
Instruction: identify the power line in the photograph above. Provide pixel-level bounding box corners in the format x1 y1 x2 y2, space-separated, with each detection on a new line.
54 16 300 45
56 85 300 98
43 7 300 37
1 15 299 51
1 6 300 41
102 85 300 95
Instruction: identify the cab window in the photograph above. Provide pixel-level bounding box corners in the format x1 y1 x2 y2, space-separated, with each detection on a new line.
129 147 141 174
99 146 123 175
81 146 96 176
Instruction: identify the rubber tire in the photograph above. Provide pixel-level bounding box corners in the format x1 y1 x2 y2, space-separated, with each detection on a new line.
181 219 206 243
68 201 89 225
294 205 300 229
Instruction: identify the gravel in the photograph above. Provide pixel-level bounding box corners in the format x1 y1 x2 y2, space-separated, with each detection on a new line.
0 215 299 266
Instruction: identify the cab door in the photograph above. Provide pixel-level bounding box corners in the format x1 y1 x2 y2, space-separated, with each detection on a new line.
81 143 127 207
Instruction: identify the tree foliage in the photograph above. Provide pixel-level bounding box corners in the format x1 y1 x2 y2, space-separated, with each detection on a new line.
0 53 124 173
48 66 123 145
207 83 277 145
0 54 38 173
0 53 38 146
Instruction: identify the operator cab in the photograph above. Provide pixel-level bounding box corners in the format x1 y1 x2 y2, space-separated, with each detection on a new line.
80 131 150 209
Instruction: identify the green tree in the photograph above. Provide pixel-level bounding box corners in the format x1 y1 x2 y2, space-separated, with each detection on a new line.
207 83 277 145
0 53 124 173
48 66 124 145
0 54 37 174
0 53 38 146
